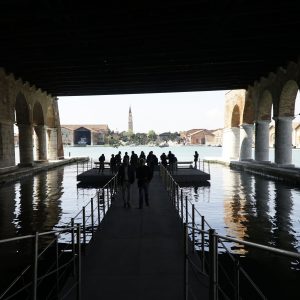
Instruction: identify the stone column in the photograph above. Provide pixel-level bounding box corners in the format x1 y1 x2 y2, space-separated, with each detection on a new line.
274 117 294 166
34 125 47 161
240 123 253 161
18 124 34 166
222 127 240 160
47 128 58 160
0 121 15 168
255 120 270 162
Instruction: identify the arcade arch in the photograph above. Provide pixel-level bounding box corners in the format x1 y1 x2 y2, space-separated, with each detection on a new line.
274 80 299 165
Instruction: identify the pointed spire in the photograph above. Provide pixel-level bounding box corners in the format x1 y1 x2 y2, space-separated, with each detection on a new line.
129 106 131 113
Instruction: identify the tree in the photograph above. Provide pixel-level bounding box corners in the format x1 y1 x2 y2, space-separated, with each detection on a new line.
147 130 157 142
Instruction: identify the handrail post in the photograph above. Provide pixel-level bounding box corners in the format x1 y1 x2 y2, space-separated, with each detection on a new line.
76 224 82 300
201 216 205 273
107 187 109 208
184 223 189 300
181 189 183 220
185 196 188 224
33 231 39 300
56 235 59 294
97 192 101 226
71 218 76 275
82 207 86 246
91 198 94 238
209 229 218 300
176 185 179 212
234 259 240 300
77 162 78 175
102 188 106 215
192 204 195 252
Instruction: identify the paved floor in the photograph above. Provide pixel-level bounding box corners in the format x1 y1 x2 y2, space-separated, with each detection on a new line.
66 172 208 300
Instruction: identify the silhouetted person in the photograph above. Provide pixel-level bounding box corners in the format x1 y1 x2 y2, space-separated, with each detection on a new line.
98 154 105 173
194 151 199 169
123 151 129 163
130 151 139 169
160 152 168 167
139 151 146 161
115 151 121 170
167 151 175 173
110 154 116 174
118 158 135 208
136 158 153 209
146 151 156 172
173 155 178 172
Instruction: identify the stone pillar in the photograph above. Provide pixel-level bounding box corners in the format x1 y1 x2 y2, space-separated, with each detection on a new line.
0 121 15 168
18 124 34 166
240 123 253 161
274 117 294 166
255 120 270 162
222 127 240 160
34 125 47 161
47 128 58 160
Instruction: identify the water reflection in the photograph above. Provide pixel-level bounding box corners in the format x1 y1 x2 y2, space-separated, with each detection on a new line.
0 169 64 245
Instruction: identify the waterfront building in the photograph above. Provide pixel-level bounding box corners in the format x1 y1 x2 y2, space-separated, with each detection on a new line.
60 124 109 146
181 128 223 146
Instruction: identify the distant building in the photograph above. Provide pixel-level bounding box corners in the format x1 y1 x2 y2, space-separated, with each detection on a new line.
183 128 223 146
128 106 133 132
60 124 109 145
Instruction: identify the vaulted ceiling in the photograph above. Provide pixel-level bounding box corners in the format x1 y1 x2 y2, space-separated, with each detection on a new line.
1 1 300 96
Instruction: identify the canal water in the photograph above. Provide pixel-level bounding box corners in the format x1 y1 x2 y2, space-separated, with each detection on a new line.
1 145 300 299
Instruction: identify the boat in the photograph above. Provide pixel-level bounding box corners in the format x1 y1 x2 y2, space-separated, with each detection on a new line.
159 142 169 148
75 137 87 146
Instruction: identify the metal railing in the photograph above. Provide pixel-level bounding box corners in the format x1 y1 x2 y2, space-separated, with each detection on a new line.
0 172 119 300
76 157 93 175
0 225 81 300
160 164 300 300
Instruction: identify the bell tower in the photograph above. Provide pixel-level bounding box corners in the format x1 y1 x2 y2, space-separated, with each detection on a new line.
128 106 133 132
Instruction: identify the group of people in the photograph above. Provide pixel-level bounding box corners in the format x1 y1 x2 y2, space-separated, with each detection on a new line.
98 151 155 209
98 150 200 208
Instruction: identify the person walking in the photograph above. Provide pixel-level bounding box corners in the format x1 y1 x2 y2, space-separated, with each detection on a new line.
160 152 167 168
110 154 116 174
130 151 139 170
136 158 153 209
194 151 199 169
123 151 129 163
115 151 122 171
139 151 146 161
118 157 135 208
98 154 105 173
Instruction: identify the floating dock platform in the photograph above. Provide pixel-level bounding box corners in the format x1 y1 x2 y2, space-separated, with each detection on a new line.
172 167 210 185
77 167 210 186
77 168 114 185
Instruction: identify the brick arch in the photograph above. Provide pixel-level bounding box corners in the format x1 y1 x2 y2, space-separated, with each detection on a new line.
257 90 273 121
279 80 299 117
15 92 30 124
231 105 240 127
33 101 45 125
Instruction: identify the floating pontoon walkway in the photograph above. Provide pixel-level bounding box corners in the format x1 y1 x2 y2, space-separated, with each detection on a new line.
77 165 210 186
67 172 209 300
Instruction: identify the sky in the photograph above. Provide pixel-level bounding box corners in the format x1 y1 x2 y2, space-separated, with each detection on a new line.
58 91 227 133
